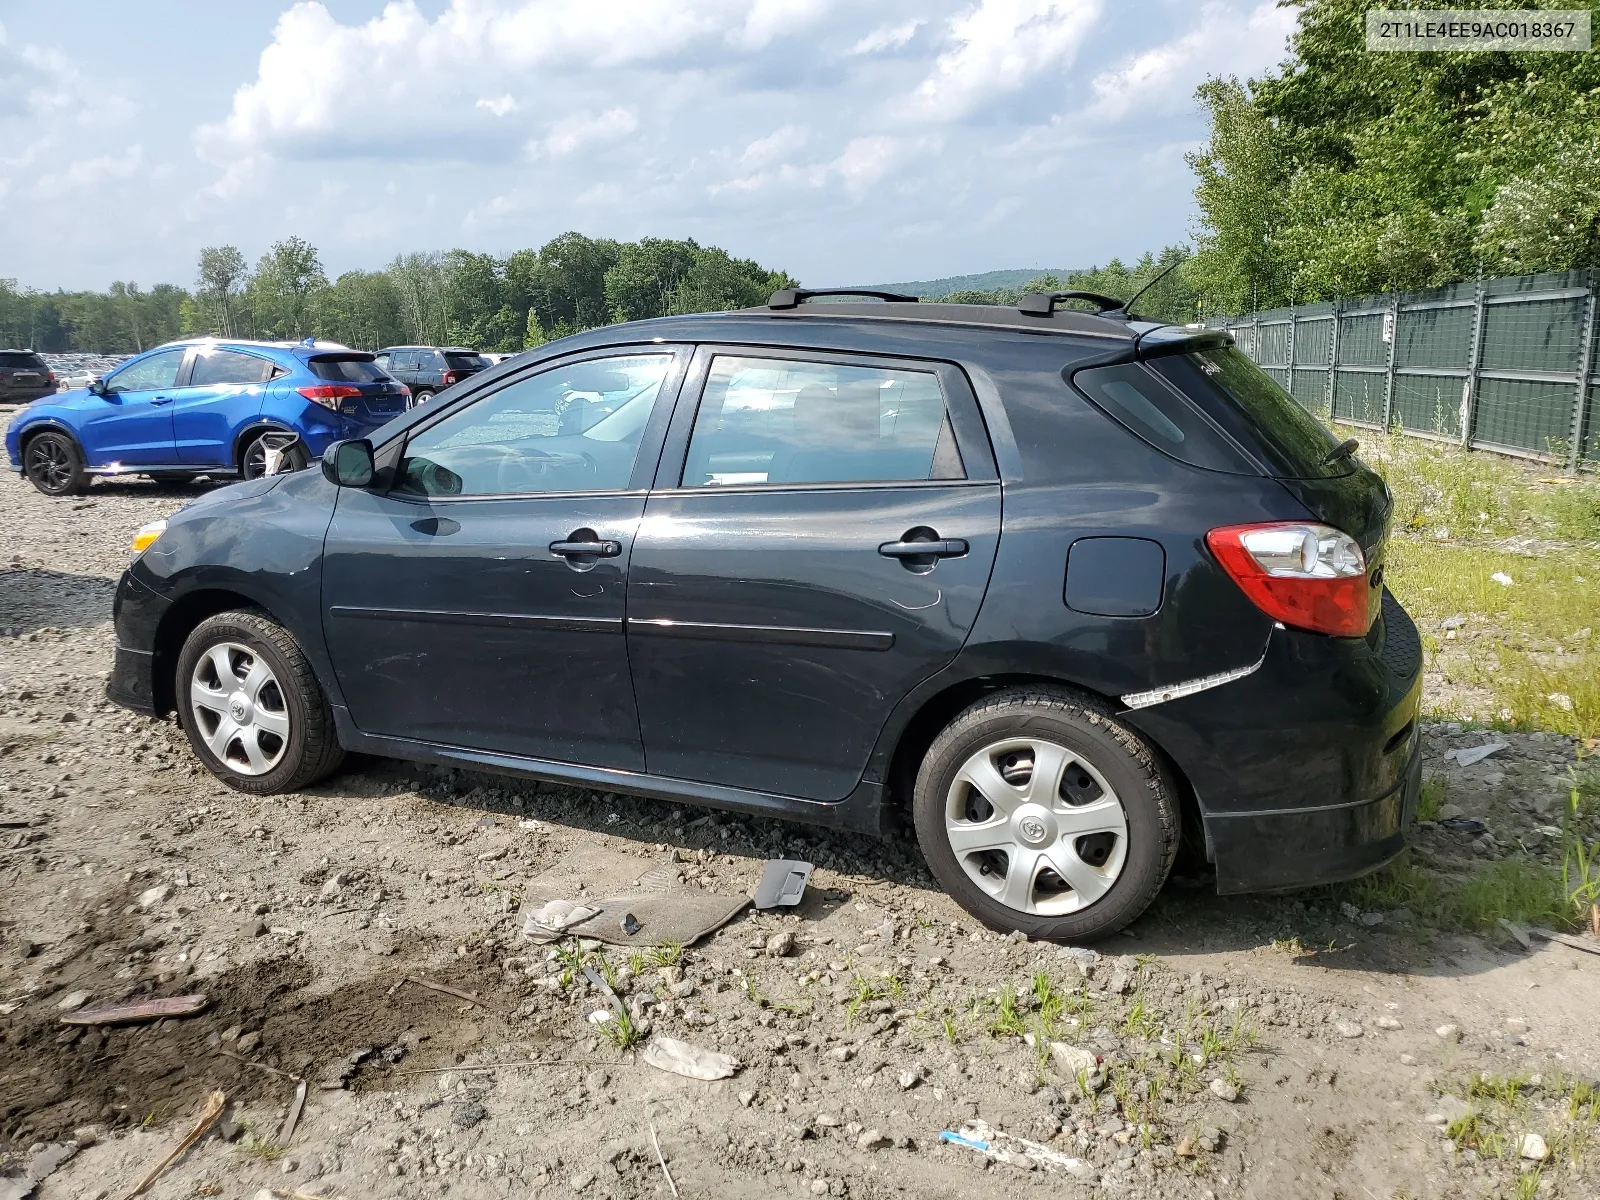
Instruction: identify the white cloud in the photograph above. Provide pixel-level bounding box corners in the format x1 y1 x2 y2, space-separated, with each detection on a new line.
1085 1 1296 121
476 95 518 117
851 20 922 55
905 0 1103 122
739 124 809 169
532 107 639 158
35 145 146 199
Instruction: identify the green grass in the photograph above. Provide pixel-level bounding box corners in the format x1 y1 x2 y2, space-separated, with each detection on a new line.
1337 852 1573 931
1417 775 1446 822
1350 429 1600 739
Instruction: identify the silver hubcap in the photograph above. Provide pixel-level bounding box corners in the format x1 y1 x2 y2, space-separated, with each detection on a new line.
190 642 290 776
944 737 1128 916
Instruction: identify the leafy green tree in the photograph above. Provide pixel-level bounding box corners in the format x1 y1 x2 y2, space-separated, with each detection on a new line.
1188 0 1600 312
605 238 702 321
196 245 247 336
246 237 329 339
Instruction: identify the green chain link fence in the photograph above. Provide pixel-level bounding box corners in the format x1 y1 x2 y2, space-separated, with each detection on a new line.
1211 268 1600 470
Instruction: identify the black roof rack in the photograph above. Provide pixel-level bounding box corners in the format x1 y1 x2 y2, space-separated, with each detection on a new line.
768 288 919 309
1018 291 1128 318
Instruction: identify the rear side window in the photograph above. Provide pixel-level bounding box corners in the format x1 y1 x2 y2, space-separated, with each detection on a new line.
445 352 488 370
190 348 277 386
1071 363 1254 474
310 355 387 383
1149 346 1346 478
682 356 964 488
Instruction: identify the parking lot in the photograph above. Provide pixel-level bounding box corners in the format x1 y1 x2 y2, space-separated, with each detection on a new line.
0 465 1594 1200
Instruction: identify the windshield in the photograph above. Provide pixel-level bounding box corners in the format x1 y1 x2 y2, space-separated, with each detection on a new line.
1148 345 1348 479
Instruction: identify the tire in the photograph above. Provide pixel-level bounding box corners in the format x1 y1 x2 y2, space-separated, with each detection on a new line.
174 610 346 794
22 430 88 496
410 390 435 408
240 434 309 480
912 687 1179 942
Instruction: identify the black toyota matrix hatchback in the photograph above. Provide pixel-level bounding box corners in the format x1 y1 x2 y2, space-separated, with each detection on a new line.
108 289 1422 940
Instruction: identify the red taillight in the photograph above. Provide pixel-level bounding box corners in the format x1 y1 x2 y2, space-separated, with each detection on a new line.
441 370 459 386
1206 522 1372 637
47 371 56 384
296 383 362 410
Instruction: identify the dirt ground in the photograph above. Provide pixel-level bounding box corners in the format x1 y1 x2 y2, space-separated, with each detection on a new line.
2 466 1598 1200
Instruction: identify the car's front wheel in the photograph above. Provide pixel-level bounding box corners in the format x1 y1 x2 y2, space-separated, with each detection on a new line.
175 610 345 794
913 688 1179 941
22 430 88 496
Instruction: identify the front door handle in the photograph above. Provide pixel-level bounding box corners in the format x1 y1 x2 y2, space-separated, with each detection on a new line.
878 538 968 559
550 539 622 558
151 395 174 406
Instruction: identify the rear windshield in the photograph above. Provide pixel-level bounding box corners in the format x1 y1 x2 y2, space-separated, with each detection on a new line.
1148 345 1347 479
0 352 46 369
310 355 388 383
445 352 489 370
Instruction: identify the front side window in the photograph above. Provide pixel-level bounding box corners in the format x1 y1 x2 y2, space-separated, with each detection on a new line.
394 354 674 497
682 356 963 488
189 348 277 387
105 347 186 393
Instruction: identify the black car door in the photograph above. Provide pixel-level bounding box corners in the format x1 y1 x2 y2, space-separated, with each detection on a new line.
626 347 1002 802
321 348 689 768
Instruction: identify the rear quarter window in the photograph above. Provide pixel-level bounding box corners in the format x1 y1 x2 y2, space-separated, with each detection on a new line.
445 352 489 370
1069 362 1256 474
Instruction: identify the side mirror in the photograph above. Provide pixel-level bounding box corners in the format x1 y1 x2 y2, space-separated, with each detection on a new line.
88 378 110 397
321 439 374 488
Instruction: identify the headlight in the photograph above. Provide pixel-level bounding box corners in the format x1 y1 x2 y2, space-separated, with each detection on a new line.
130 519 167 557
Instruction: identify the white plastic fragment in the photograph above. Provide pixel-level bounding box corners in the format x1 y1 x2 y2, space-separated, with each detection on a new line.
1447 742 1507 767
520 899 600 943
641 1036 739 1080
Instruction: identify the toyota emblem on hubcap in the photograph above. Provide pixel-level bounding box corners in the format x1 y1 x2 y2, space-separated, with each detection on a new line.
1019 816 1047 842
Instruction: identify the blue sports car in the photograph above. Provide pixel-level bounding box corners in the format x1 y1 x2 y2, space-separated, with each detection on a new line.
5 338 411 495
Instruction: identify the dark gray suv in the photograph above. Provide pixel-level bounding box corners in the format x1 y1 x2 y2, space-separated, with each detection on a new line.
107 290 1422 940
0 351 56 404
374 346 490 406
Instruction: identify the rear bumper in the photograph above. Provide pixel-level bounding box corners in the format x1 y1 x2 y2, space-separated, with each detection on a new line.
1127 589 1424 894
1204 735 1421 893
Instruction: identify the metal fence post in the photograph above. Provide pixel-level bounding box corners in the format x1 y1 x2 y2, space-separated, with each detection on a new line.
1462 278 1487 446
1326 298 1340 418
1286 305 1296 396
1380 292 1399 430
1569 267 1597 472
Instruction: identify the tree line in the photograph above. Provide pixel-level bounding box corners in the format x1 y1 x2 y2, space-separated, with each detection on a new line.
0 233 795 354
1185 0 1600 315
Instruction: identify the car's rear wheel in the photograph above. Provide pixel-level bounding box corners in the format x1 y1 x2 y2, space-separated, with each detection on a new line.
410 389 435 407
240 433 309 480
22 430 88 496
175 610 345 794
913 688 1179 941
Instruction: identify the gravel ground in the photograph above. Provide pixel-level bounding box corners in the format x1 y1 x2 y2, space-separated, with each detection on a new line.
2 469 1599 1200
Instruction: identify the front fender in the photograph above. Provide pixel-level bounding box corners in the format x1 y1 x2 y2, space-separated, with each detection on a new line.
5 407 81 466
131 468 345 708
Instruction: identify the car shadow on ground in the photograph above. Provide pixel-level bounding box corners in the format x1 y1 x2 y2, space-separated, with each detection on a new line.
315 755 1514 982
0 568 117 636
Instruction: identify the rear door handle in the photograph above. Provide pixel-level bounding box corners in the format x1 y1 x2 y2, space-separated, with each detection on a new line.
878 539 968 559
550 539 622 558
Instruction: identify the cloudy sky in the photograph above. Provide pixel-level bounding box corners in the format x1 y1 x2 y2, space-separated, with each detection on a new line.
0 0 1297 291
